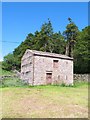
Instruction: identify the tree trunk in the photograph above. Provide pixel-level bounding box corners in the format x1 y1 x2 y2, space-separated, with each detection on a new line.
65 44 69 56
68 43 71 57
71 47 73 58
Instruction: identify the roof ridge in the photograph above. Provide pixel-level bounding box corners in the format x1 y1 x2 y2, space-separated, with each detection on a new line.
28 49 73 60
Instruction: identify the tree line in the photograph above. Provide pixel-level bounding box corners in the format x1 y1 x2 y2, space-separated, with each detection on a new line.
2 18 90 73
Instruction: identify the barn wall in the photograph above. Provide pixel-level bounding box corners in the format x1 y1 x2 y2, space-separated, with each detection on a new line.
21 51 33 85
53 59 73 85
33 55 73 85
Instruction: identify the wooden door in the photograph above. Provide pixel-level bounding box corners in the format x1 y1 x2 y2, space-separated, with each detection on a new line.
46 73 52 84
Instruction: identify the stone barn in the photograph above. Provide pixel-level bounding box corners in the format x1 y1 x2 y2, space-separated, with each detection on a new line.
21 49 73 85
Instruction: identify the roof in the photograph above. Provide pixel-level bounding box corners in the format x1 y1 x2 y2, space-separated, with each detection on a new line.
23 49 73 60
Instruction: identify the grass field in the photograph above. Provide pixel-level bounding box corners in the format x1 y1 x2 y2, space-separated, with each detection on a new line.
0 83 88 118
0 68 89 118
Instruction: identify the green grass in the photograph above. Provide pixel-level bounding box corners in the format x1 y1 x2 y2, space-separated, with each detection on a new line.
0 77 28 88
0 69 15 76
0 69 89 118
0 63 16 76
0 69 28 88
0 82 88 118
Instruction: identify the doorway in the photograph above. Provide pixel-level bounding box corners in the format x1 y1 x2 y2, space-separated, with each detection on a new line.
46 73 52 85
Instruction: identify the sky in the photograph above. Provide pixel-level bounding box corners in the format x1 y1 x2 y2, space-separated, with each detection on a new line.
1 2 88 61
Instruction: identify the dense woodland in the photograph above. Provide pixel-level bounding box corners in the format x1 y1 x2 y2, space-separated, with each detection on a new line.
2 18 90 73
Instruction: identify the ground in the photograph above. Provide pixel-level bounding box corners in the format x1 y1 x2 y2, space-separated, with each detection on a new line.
0 68 89 118
0 83 88 118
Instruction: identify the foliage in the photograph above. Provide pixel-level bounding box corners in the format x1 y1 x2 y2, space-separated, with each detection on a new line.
0 69 28 87
2 53 20 71
0 77 28 88
63 18 78 57
0 62 2 76
51 32 66 54
74 26 90 73
2 19 65 71
2 18 89 73
1 70 14 76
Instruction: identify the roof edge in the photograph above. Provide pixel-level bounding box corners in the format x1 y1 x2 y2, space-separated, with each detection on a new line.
22 49 73 60
34 53 73 60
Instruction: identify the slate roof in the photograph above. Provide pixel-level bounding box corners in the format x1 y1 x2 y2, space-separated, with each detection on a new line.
24 49 73 60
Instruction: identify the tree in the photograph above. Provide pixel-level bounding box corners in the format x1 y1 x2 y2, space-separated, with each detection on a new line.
13 33 35 59
51 32 65 54
35 18 54 52
63 18 78 57
74 26 90 73
2 53 20 71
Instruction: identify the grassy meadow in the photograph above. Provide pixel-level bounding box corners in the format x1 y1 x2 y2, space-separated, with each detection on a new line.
0 69 89 118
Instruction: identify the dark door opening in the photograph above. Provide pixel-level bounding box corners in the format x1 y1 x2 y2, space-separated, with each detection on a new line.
46 73 52 85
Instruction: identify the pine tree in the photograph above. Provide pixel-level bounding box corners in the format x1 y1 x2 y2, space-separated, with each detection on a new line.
63 18 78 57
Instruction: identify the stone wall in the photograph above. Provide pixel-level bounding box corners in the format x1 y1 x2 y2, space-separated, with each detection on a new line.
34 55 73 85
21 50 34 85
74 74 89 82
21 49 73 85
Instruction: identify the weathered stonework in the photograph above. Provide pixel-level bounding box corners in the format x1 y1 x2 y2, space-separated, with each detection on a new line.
21 49 73 85
74 74 89 82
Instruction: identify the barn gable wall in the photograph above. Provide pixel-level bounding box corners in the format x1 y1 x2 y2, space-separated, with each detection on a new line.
21 50 34 85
